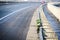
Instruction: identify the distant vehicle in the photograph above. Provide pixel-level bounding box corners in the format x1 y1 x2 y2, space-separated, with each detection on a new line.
40 0 48 4
41 1 45 4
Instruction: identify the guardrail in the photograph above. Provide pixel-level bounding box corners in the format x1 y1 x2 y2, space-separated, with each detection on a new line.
38 12 44 40
38 5 44 40
40 27 44 40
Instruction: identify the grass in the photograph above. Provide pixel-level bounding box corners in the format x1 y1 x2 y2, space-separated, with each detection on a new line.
36 19 41 33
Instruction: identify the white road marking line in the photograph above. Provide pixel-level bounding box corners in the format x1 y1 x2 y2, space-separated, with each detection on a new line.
0 6 32 20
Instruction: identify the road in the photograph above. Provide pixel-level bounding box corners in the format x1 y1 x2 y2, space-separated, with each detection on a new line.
0 2 40 40
43 4 60 40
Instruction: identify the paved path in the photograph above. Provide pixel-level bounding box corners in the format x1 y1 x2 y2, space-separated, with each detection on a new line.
44 4 60 40
47 3 60 21
39 5 58 40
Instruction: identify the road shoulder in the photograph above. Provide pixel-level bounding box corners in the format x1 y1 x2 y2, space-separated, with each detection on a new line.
26 9 39 40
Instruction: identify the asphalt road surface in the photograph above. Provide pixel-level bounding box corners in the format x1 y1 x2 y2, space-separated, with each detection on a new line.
0 2 40 40
43 4 60 40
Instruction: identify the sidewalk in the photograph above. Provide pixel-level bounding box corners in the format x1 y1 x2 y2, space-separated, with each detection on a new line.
26 9 39 40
